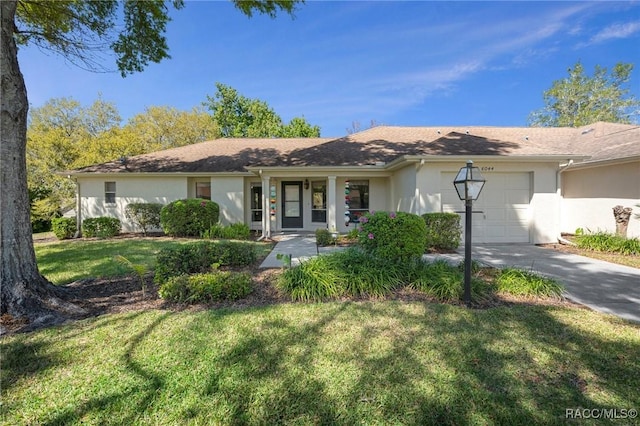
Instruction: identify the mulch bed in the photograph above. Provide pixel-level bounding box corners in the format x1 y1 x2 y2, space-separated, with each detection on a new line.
2 236 588 335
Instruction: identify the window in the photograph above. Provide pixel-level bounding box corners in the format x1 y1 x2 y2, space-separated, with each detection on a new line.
250 184 262 222
196 182 211 200
312 181 326 223
105 182 116 204
347 180 369 222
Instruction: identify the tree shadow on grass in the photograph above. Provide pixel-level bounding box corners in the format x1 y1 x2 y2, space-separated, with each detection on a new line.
42 312 172 426
182 302 639 425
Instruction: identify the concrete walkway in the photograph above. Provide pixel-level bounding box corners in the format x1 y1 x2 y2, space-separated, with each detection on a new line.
261 236 640 323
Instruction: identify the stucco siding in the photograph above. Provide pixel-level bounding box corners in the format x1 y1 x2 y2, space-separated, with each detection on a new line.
211 176 245 225
561 161 640 238
78 176 187 232
391 165 418 213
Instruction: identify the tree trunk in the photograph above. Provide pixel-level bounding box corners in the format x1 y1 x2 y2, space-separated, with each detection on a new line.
1 1 84 333
612 205 632 238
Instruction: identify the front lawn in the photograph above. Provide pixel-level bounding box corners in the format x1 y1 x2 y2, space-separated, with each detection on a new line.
2 303 639 425
34 237 273 285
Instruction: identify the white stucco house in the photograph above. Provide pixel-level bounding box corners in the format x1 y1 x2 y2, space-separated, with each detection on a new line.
67 122 640 243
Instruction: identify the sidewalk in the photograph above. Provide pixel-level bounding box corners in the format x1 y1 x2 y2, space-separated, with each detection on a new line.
260 234 343 268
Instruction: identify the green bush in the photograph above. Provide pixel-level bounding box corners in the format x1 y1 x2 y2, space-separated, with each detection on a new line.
277 255 345 302
315 228 336 246
51 217 76 240
82 217 121 238
154 240 257 284
407 260 488 302
159 271 252 303
202 222 251 240
277 248 407 301
357 211 427 263
496 268 563 298
331 248 404 297
575 232 640 255
160 198 219 237
422 213 461 251
125 203 163 235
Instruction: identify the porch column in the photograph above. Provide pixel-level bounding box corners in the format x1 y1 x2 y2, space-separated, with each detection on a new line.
262 175 271 238
327 175 337 231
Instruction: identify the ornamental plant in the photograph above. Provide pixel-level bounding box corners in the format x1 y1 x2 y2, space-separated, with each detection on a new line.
357 211 427 263
160 198 219 237
125 203 163 235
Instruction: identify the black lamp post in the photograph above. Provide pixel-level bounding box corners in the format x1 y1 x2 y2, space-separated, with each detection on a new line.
453 160 486 304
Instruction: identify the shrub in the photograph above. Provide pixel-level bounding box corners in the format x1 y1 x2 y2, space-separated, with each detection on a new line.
331 248 404 297
51 217 76 240
496 268 563 298
202 222 251 240
357 211 427 263
315 228 336 246
159 271 252 303
407 259 488 302
160 198 219 237
277 248 406 301
82 217 121 238
422 213 461 251
277 255 345 302
125 203 163 235
154 240 257 284
575 232 640 255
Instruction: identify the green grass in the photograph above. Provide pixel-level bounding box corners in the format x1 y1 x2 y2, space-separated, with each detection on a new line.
575 232 640 255
2 303 639 425
34 238 273 285
496 268 564 298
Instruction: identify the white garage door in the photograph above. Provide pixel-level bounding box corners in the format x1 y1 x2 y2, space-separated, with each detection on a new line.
441 172 531 243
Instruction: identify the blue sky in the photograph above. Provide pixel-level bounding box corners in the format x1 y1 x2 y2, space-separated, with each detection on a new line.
19 1 640 137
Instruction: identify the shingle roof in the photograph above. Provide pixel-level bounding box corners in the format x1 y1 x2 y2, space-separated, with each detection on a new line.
70 122 639 174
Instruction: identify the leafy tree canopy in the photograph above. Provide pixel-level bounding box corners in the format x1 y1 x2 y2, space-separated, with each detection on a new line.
529 61 640 127
205 82 321 137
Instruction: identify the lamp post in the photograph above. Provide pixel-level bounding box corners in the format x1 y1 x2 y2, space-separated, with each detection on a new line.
454 160 486 304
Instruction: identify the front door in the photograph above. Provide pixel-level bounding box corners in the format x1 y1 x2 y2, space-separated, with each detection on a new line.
282 181 303 228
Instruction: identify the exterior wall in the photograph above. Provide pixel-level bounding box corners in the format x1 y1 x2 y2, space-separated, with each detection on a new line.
78 176 187 232
210 176 245 225
561 161 640 238
390 165 418 213
415 161 562 244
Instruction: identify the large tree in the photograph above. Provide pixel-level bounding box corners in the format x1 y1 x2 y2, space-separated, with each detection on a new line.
27 97 122 225
1 0 301 330
529 61 640 127
205 82 320 137
124 105 221 152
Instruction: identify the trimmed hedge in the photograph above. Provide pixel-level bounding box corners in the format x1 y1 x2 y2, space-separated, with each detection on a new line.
82 217 121 238
422 212 462 251
51 217 76 240
357 211 427 263
159 271 252 303
202 222 251 240
125 203 163 235
160 198 219 237
154 240 257 284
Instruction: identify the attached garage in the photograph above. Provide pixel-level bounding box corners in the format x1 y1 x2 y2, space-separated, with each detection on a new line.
441 172 532 243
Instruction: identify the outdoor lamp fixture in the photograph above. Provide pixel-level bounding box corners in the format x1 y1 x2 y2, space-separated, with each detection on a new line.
453 160 486 304
304 179 310 190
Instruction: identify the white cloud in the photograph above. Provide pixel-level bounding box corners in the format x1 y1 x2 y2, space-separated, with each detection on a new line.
589 21 640 44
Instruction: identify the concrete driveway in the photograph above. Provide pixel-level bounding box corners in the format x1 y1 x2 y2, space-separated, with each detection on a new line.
469 244 640 324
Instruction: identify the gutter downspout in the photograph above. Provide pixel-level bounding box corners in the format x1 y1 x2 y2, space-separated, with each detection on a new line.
70 175 82 238
556 160 574 243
